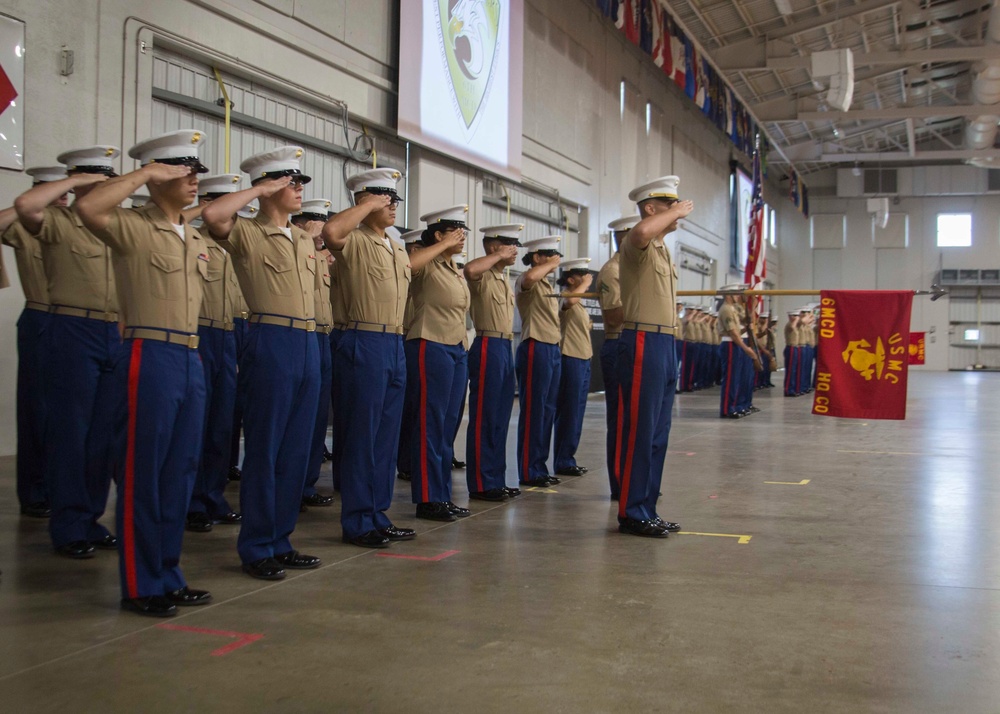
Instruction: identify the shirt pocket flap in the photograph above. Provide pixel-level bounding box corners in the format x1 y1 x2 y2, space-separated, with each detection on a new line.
151 251 183 273
263 255 293 273
70 242 104 259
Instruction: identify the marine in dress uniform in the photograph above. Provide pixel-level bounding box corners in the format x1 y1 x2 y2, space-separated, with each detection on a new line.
3 166 69 518
292 197 336 509
201 146 322 579
185 174 245 532
596 217 635 500
464 224 522 501
405 206 471 522
396 228 424 483
75 129 215 617
327 237 350 493
554 257 593 477
515 236 564 487
800 308 816 393
783 311 801 396
615 176 692 538
14 147 123 559
717 286 758 418
321 168 414 549
228 200 258 483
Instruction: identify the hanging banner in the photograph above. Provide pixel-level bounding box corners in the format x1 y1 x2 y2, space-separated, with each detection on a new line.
813 290 913 420
0 14 24 170
908 332 926 365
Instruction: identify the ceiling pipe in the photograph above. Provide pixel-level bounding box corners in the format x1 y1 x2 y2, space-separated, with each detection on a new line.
966 0 1000 167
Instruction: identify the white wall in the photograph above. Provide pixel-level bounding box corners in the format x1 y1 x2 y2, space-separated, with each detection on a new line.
0 0 801 454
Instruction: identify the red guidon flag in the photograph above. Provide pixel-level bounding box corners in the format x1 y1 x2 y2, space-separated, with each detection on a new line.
813 290 913 420
908 332 926 365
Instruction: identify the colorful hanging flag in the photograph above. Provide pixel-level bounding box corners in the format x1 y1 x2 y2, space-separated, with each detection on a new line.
622 0 640 45
813 291 914 420
908 332 926 365
744 136 766 316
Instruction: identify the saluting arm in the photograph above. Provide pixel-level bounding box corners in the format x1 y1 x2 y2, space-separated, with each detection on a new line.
0 206 16 234
520 255 561 290
409 231 464 274
183 205 204 224
562 273 593 307
627 200 694 250
15 174 108 234
464 245 517 281
75 164 190 234
202 177 291 241
320 193 390 251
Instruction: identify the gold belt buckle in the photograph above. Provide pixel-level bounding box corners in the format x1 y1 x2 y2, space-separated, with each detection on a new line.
187 334 199 349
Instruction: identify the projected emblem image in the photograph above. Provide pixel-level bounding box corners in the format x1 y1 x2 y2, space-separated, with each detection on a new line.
437 0 501 131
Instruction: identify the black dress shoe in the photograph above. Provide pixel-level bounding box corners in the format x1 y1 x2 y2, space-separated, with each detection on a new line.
185 512 213 533
121 596 176 618
519 477 551 487
301 493 334 507
469 488 508 502
323 448 333 462
56 541 96 559
445 501 471 518
415 502 457 522
544 476 561 485
555 466 587 477
653 518 681 532
228 466 242 482
342 530 390 548
20 501 51 518
165 586 213 606
618 517 669 538
502 487 522 498
451 458 466 469
213 511 242 525
378 525 417 541
90 534 118 550
242 558 286 580
274 550 321 569
397 471 412 482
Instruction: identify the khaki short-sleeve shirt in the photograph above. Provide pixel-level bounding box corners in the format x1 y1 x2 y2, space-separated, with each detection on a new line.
0 243 8 290
2 221 49 303
198 237 236 326
596 253 622 312
515 273 560 344
214 214 315 320
407 255 470 345
620 236 677 328
718 303 740 337
38 206 118 313
95 204 205 333
314 250 334 327
333 223 411 327
785 323 800 347
560 301 593 360
468 265 514 333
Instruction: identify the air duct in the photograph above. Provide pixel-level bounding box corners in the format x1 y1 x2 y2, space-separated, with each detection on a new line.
967 1 1000 168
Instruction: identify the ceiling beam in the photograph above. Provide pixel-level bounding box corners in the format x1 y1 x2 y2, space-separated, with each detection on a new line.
796 105 1000 121
819 149 1000 162
721 45 1000 71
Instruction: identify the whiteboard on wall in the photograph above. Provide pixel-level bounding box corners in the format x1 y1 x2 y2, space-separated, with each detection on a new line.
0 14 24 171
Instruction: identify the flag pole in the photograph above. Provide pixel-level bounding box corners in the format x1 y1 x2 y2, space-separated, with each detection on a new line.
550 286 948 300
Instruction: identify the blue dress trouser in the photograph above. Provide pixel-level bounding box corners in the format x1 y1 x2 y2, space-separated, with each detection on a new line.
515 339 561 483
16 307 49 508
616 330 676 523
784 346 798 396
405 339 468 504
466 336 515 493
800 345 814 393
599 338 620 498
114 338 205 599
236 323 319 564
397 346 417 478
229 316 249 470
334 330 405 539
303 330 333 498
44 313 121 547
720 342 742 416
739 348 756 412
189 326 236 517
554 355 591 471
329 328 344 491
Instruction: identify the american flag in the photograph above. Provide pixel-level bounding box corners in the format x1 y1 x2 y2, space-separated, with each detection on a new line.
744 135 766 316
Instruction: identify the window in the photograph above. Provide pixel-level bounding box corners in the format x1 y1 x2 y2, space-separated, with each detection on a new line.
937 213 972 247
964 329 980 342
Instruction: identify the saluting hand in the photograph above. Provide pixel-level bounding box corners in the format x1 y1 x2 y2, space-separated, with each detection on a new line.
70 173 109 188
303 220 325 239
357 193 392 212
441 229 465 251
546 255 562 269
580 273 594 290
143 163 192 185
255 176 293 197
498 245 519 261
673 200 694 218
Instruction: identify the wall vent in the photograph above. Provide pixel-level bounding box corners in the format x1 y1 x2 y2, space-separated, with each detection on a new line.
863 169 898 194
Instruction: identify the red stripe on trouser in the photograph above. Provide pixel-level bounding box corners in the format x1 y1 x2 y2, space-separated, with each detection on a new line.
680 342 688 388
614 385 624 490
723 342 734 414
474 337 488 492
618 332 645 519
521 341 535 479
124 339 144 598
784 349 793 393
418 341 429 503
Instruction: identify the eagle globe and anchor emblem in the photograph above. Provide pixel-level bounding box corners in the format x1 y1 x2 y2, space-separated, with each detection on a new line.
437 0 502 131
841 333 906 382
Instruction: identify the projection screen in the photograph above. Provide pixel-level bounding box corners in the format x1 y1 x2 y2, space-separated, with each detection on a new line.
398 0 524 181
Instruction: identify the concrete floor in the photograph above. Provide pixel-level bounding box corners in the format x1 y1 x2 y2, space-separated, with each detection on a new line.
1 372 999 713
